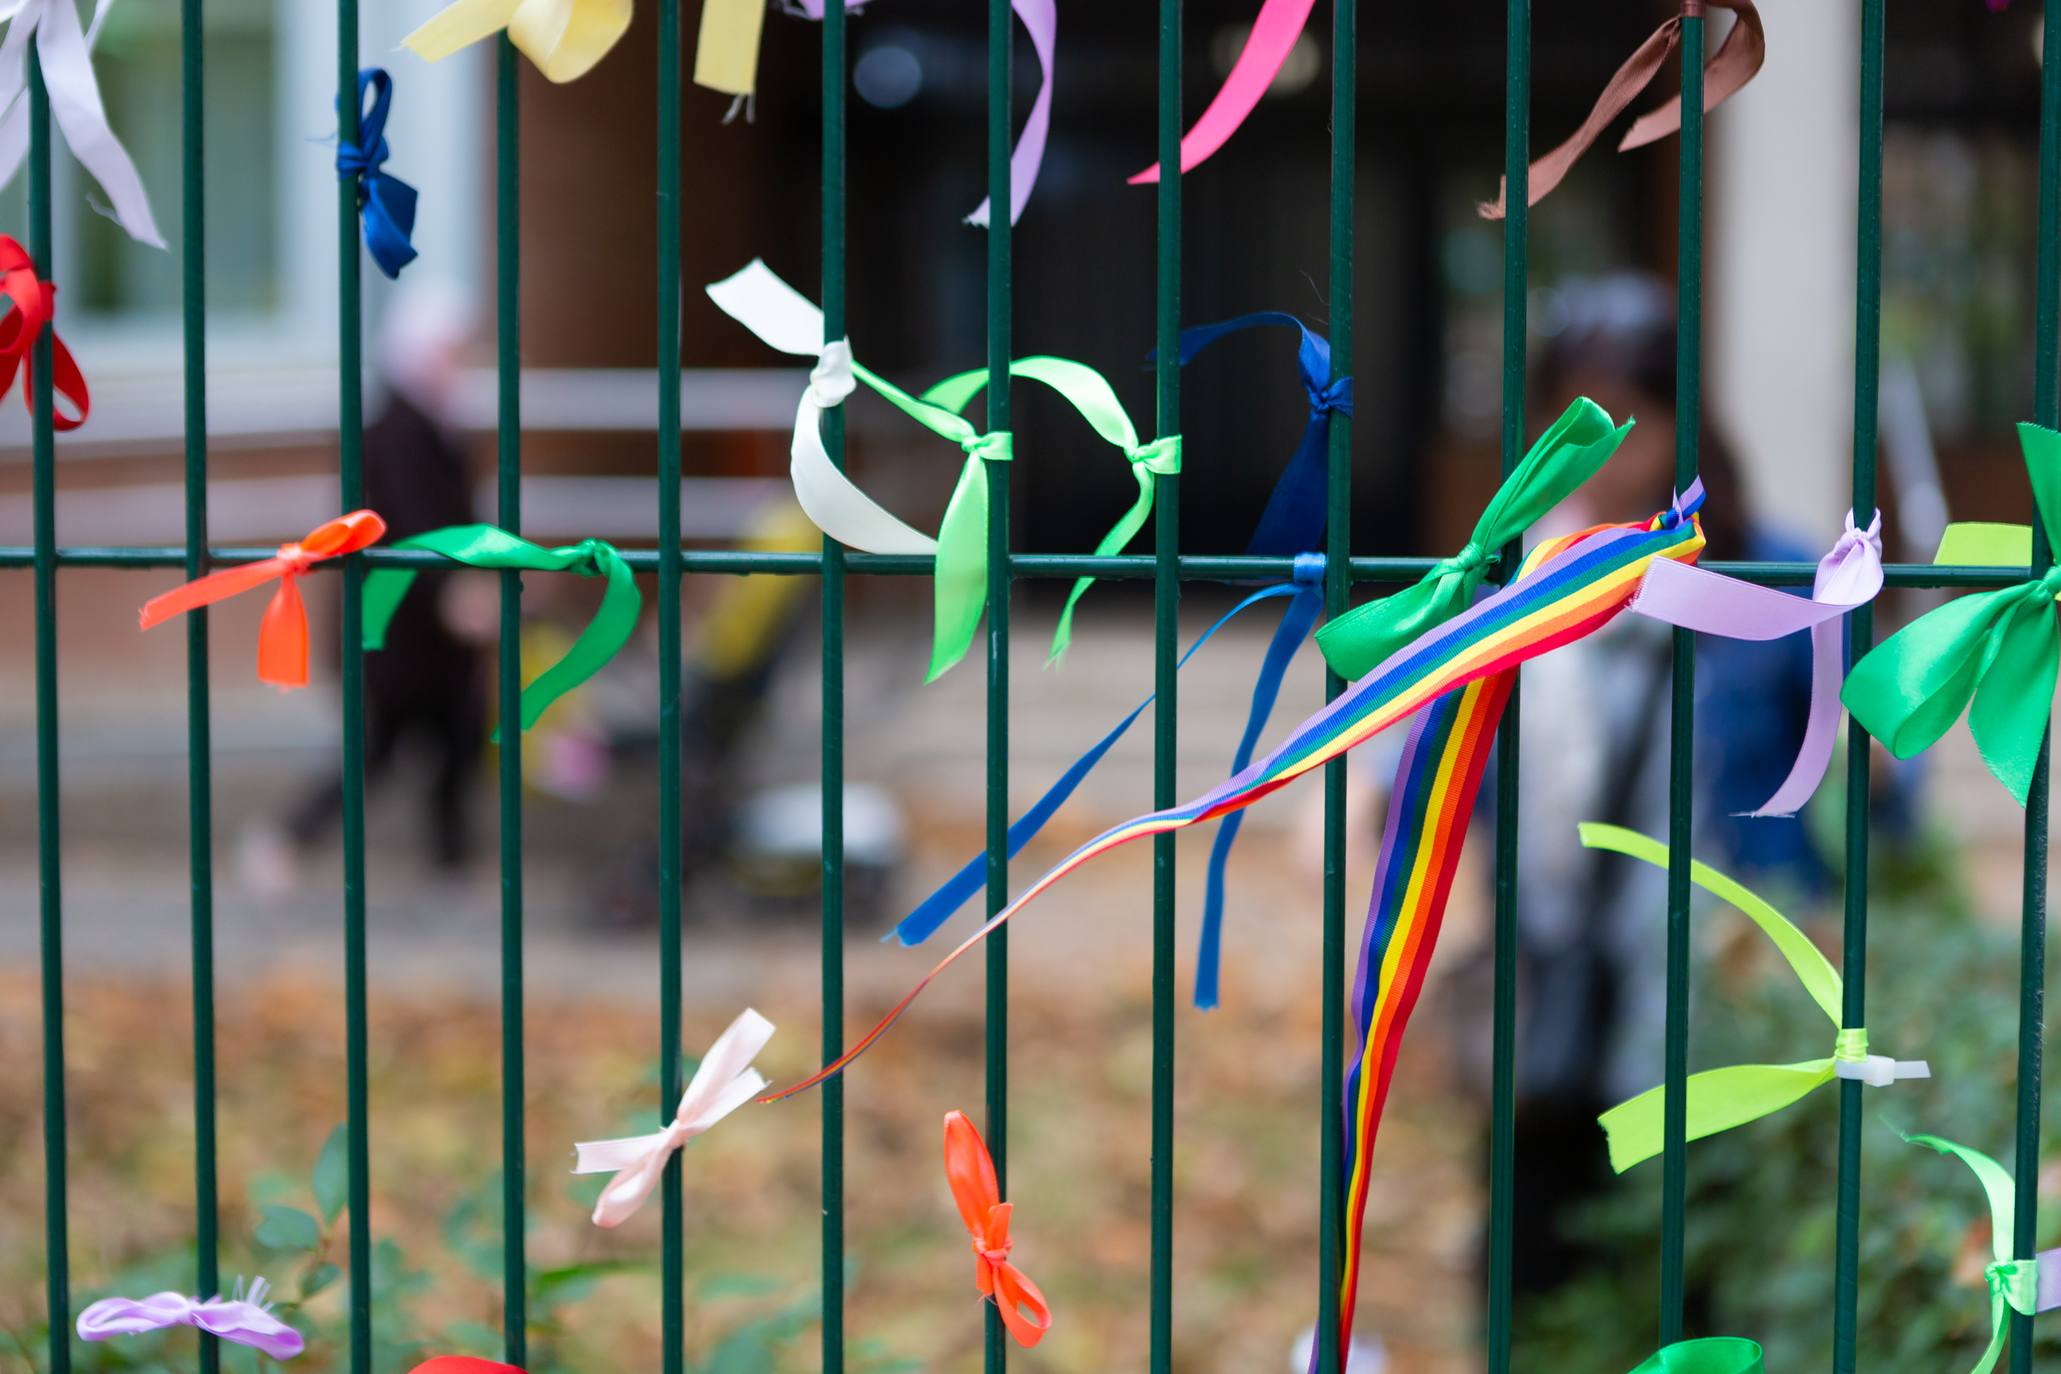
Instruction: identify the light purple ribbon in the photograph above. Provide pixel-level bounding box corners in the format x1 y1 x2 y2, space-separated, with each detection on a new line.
1629 508 1885 817
77 1278 305 1360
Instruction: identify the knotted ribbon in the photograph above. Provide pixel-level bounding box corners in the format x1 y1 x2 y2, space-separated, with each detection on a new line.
1628 508 1884 816
1625 1339 1765 1374
1902 1132 2059 1374
403 0 630 83
336 69 418 281
0 0 164 247
362 526 638 735
139 510 388 689
1844 422 2061 805
943 1110 1052 1349
572 1008 773 1228
1480 0 1766 220
1172 312 1347 557
1129 0 1318 183
77 1277 304 1360
0 233 86 429
1581 823 1927 1174
1315 396 1634 680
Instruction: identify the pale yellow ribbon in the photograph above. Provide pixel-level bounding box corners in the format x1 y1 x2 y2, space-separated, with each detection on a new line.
403 0 631 84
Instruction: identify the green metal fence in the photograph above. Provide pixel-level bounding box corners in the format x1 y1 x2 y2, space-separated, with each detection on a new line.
5 3 2055 1373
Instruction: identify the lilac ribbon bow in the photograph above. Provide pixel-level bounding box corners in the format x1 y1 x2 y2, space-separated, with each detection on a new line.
1629 508 1885 816
77 1277 304 1359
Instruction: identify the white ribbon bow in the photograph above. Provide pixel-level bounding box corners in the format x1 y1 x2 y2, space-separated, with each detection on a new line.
0 0 164 248
572 1007 774 1228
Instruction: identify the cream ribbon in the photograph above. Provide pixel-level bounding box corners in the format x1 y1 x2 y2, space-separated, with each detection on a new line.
403 0 633 85
572 1007 774 1228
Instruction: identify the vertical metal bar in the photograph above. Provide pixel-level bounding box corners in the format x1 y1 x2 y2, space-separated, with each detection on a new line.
1485 2 1528 1371
1149 0 1181 1367
1831 6 1883 1373
30 46 69 1374
655 2 686 1371
495 35 527 1368
1658 5 1704 1346
819 0 848 1366
1317 0 1355 1368
181 5 219 1370
982 0 1014 1368
2011 3 2060 1370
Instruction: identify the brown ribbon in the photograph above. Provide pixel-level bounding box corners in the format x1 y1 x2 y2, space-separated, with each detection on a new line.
1480 0 1765 220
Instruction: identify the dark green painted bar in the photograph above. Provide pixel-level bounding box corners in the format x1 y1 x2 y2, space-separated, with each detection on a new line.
1832 5 1884 1372
181 4 219 1372
496 34 529 1368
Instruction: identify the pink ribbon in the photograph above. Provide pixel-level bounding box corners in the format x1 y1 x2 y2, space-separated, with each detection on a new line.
1629 510 1885 817
77 1279 304 1360
1129 0 1315 184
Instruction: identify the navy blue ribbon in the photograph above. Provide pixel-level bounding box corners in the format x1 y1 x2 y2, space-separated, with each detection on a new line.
336 69 418 280
892 558 1329 955
1174 312 1350 557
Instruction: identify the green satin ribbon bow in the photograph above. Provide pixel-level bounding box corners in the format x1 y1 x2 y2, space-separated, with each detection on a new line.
1314 395 1632 679
361 524 639 735
1580 824 1926 1174
1902 1133 2042 1374
1843 421 2061 806
1626 1338 1765 1374
924 356 1180 665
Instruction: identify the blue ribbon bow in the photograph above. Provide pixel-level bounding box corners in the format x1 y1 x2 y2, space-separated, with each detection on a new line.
1174 312 1350 557
336 68 418 280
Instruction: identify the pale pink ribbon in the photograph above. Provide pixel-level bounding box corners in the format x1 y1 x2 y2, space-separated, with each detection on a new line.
572 1007 774 1228
1629 510 1885 817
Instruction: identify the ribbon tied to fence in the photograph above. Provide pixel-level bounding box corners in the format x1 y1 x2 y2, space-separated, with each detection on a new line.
943 1110 1052 1348
0 233 86 429
361 525 639 734
1901 1131 2061 1374
403 0 631 83
77 1277 305 1360
572 1008 773 1228
0 0 165 246
139 510 389 689
336 69 418 280
1844 421 2061 805
1581 823 1927 1174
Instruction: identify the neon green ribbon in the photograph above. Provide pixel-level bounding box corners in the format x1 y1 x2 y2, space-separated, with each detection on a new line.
924 357 1178 665
1579 824 1926 1174
1842 422 2061 805
361 524 639 736
1903 1133 2041 1374
1313 396 1632 679
1625 1338 1765 1374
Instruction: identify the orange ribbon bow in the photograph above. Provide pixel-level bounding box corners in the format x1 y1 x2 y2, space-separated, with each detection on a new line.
943 1110 1052 1349
139 510 387 688
1480 0 1765 220
0 234 88 429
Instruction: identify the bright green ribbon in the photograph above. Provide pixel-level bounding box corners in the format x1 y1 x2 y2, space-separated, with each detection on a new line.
1903 1133 2041 1374
361 524 639 736
1313 395 1632 679
1580 824 1923 1174
1625 1338 1765 1374
924 356 1179 665
1842 421 2061 806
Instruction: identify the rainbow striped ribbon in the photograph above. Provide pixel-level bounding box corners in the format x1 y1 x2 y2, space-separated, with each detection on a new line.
760 490 1707 1103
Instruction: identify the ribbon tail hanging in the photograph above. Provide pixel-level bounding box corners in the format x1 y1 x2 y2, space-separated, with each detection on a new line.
1244 405 1330 557
1598 1061 1834 1174
927 453 991 682
1129 0 1318 183
404 0 523 61
1050 463 1154 665
515 547 641 732
256 575 312 689
966 0 1054 227
33 0 165 247
694 0 767 97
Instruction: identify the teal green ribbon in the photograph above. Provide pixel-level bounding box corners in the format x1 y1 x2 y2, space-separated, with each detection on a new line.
1581 824 1925 1173
361 524 639 735
1625 1339 1765 1374
1842 421 2061 805
924 356 1179 665
1314 396 1632 679
1903 1132 2042 1374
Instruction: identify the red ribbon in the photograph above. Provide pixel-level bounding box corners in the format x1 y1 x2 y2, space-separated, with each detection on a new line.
943 1110 1052 1349
408 1361 526 1374
139 509 387 688
0 234 88 430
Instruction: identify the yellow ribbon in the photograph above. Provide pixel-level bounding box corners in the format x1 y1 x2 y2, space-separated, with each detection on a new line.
403 0 632 84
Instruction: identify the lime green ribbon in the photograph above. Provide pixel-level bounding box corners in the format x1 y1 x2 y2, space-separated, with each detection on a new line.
1842 421 2061 805
1625 1338 1765 1374
1903 1132 2042 1374
1580 823 1926 1174
1314 395 1632 679
361 524 639 736
924 356 1179 665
